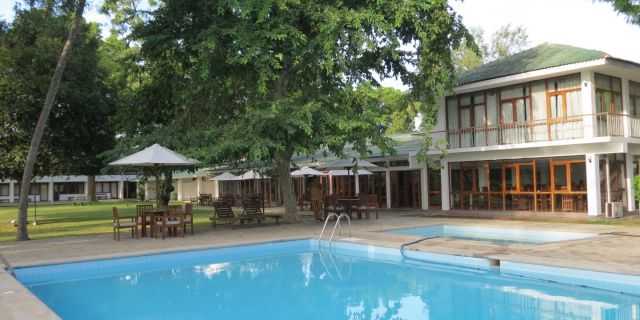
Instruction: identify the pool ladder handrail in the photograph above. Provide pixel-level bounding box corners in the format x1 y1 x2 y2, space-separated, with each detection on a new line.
318 213 351 244
0 252 15 277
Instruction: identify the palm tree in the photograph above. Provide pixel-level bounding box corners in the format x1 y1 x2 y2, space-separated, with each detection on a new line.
16 0 87 241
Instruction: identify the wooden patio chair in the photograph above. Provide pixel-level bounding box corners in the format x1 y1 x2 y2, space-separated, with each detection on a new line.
136 204 153 236
154 207 185 239
352 193 370 219
323 194 344 219
239 198 264 225
112 207 137 241
183 203 194 235
210 200 237 228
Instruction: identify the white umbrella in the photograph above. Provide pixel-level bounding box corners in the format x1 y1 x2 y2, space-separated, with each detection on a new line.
328 169 373 176
109 144 198 206
240 170 268 180
323 158 377 196
211 172 240 181
109 144 199 167
290 166 326 177
323 158 378 170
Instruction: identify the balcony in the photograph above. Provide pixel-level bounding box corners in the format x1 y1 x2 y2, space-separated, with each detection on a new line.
435 113 638 149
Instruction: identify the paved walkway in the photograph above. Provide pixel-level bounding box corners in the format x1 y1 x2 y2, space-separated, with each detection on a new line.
2 211 640 320
2 211 639 274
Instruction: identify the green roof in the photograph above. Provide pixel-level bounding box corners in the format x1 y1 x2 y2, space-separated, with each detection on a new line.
457 43 608 85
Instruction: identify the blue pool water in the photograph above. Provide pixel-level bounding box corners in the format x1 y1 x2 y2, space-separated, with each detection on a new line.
387 224 596 244
15 240 639 320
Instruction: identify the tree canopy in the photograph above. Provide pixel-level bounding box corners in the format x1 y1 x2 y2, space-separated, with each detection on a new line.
0 4 115 180
453 24 529 75
103 0 471 220
602 0 640 25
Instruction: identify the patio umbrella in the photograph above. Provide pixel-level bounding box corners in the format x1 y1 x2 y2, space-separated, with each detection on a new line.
290 166 326 177
109 144 198 207
211 172 241 198
327 169 373 176
323 158 378 196
211 172 240 181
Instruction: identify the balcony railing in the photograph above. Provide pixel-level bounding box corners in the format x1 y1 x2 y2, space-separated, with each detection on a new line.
436 113 640 149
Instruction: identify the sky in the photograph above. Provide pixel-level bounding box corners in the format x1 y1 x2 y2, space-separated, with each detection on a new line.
1 0 639 89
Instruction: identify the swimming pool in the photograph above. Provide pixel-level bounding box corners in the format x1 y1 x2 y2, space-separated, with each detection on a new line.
387 224 596 244
15 240 639 320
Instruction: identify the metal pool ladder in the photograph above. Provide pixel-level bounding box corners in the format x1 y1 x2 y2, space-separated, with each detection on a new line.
318 213 351 244
0 253 15 277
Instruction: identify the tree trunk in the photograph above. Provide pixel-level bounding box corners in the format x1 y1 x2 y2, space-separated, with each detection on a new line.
87 175 96 202
16 0 87 241
275 149 298 223
159 170 173 207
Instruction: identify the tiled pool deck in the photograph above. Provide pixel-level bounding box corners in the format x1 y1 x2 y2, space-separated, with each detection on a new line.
2 211 640 319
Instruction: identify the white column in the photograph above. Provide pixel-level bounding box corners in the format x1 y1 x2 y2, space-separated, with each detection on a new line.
420 167 429 210
441 160 450 211
118 181 124 199
586 153 601 216
581 71 597 138
48 180 54 203
196 177 202 196
354 172 360 195
8 181 14 203
626 153 635 212
385 170 391 209
144 181 150 200
177 179 183 201
84 181 89 200
623 78 632 137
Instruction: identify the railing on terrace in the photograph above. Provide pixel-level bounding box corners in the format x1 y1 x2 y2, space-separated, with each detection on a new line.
435 113 640 149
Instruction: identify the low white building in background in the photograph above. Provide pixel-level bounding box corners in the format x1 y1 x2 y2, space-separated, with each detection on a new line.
0 175 138 203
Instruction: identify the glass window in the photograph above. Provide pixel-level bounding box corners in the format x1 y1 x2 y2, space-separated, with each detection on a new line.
459 95 471 106
595 73 623 113
553 164 567 191
450 171 460 192
489 163 502 192
0 184 8 196
520 165 533 192
389 160 409 167
570 162 586 191
447 97 459 130
505 166 517 191
501 102 514 123
630 81 640 116
536 160 550 192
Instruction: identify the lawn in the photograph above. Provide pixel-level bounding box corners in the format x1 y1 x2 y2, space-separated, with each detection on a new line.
0 201 214 243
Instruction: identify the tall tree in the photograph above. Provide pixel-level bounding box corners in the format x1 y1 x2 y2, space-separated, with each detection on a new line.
602 0 640 25
14 0 86 241
488 24 529 61
453 24 529 75
109 0 470 221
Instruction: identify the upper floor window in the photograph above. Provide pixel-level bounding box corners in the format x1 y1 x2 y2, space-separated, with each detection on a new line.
500 85 530 124
546 74 581 119
595 73 622 113
630 81 640 117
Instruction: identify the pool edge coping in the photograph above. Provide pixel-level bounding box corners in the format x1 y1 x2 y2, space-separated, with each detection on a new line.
5 236 640 319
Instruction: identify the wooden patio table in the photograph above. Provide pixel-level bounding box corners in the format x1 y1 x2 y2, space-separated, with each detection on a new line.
141 208 186 238
337 198 360 219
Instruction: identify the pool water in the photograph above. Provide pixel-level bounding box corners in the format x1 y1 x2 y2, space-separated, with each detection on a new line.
387 224 596 244
15 240 639 320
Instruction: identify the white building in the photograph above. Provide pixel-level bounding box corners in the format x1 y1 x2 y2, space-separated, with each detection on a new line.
0 175 138 203
428 43 640 217
143 43 640 217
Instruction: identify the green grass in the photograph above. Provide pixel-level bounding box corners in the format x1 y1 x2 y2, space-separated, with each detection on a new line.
0 201 215 243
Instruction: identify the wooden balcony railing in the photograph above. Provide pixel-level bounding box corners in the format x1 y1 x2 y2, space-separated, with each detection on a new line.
435 113 640 149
